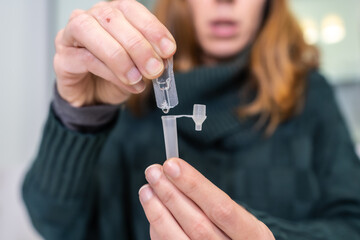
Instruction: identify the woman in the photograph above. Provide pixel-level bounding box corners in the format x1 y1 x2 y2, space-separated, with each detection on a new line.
23 0 360 239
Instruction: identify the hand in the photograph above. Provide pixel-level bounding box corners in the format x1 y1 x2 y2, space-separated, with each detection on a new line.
139 158 275 240
54 0 176 107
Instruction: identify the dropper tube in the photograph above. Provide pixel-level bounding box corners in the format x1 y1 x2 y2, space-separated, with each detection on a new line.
193 104 207 131
161 116 179 159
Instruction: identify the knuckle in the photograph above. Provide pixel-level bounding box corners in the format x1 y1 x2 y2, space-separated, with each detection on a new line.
55 29 64 48
82 50 96 64
93 5 117 23
210 202 235 225
93 1 107 9
142 18 160 36
183 178 199 196
53 55 74 84
70 13 94 35
190 221 210 240
69 9 84 21
148 210 165 226
107 46 125 62
161 189 177 206
54 53 69 75
53 53 62 73
116 0 132 14
126 36 146 52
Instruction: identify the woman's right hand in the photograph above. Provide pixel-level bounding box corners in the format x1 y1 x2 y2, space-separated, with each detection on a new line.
54 0 176 107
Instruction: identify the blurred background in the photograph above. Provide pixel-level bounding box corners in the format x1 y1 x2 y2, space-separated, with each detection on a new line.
0 0 359 239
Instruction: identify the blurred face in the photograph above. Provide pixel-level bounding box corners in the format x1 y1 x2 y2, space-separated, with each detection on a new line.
187 0 267 62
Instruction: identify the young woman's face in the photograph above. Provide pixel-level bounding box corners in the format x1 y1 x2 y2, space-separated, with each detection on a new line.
187 0 267 62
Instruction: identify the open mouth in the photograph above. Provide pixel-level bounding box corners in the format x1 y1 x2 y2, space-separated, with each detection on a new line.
212 20 237 27
210 20 238 38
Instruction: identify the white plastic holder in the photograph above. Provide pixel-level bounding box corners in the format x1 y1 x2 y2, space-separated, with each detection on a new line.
161 104 207 160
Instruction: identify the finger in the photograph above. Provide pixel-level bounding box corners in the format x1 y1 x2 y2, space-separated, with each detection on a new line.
138 184 189 240
62 12 143 86
66 9 86 49
150 226 160 240
149 226 157 240
149 225 186 240
54 43 145 94
163 158 261 239
112 0 176 58
68 9 85 22
88 5 164 79
145 165 229 240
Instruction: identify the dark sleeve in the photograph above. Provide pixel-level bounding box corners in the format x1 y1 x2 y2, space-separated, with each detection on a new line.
52 84 120 133
241 74 360 239
22 107 114 240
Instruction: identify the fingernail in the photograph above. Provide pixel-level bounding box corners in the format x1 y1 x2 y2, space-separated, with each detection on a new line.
145 58 163 76
164 159 180 178
145 166 162 184
126 66 143 85
133 81 146 93
139 185 153 203
160 38 176 56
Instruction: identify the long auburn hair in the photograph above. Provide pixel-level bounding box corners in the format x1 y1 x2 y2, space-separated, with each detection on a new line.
129 0 319 134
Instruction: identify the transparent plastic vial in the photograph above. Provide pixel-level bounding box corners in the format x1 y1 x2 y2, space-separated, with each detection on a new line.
152 58 178 113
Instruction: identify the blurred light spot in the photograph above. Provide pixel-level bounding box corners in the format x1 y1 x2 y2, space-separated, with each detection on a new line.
321 14 346 44
300 18 319 45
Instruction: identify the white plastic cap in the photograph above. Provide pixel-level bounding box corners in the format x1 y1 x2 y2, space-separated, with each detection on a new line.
192 104 207 131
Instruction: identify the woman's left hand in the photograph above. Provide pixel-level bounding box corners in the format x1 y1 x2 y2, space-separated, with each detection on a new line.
139 158 275 240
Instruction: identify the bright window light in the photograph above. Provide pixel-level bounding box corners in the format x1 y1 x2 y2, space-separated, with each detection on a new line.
321 14 346 44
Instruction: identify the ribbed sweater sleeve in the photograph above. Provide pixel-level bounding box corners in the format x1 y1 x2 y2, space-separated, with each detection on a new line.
22 107 113 239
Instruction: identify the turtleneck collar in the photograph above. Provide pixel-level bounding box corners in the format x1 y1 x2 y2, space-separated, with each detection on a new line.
170 48 261 146
174 48 250 107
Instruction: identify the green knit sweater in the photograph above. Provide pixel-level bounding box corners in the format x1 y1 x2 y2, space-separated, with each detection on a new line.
23 63 360 239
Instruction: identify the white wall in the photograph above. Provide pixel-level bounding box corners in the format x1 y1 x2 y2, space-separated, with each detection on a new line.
290 0 360 84
55 0 154 30
0 1 50 239
0 1 51 166
55 0 100 30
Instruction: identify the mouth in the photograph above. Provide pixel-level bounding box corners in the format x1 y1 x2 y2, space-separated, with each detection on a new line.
210 19 238 38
